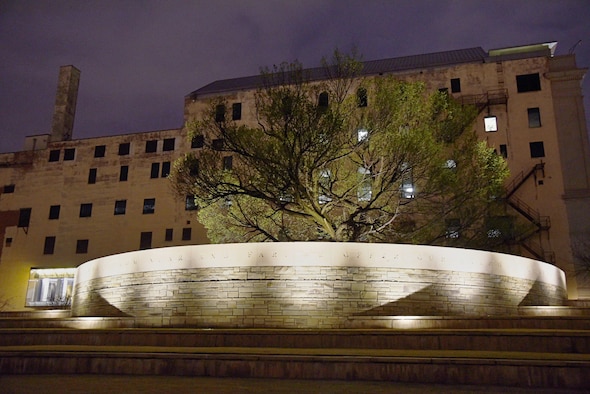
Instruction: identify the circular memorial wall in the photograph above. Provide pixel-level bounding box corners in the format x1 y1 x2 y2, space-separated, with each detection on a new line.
71 243 567 328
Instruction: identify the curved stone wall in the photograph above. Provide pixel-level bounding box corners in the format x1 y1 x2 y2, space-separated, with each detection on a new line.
71 243 567 328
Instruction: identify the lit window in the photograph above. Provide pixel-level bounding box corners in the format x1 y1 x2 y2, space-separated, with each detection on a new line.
25 268 75 307
114 200 126 215
484 116 498 132
528 108 541 128
79 203 92 218
63 148 75 161
486 216 514 239
357 128 369 142
450 78 461 93
516 73 541 93
357 167 372 202
445 159 457 169
232 103 242 120
318 169 332 204
530 141 545 158
49 205 60 220
145 140 157 153
400 164 415 199
94 145 106 158
445 218 460 239
76 239 89 254
143 198 155 214
163 138 175 151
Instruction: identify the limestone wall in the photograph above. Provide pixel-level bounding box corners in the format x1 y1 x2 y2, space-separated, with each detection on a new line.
71 243 567 328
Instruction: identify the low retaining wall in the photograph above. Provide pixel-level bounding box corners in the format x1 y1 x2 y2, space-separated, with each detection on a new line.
71 243 567 328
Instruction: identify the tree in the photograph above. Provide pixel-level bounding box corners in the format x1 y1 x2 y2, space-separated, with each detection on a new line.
172 51 509 245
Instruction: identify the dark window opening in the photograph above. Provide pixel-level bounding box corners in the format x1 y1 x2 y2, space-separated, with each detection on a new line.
182 227 192 241
528 107 541 128
114 200 126 215
3 184 15 193
49 150 60 162
88 168 97 184
215 104 226 123
445 218 461 239
212 139 224 151
438 87 449 94
191 135 204 149
450 78 461 93
163 138 175 151
161 161 171 177
79 203 93 218
189 159 199 176
530 141 545 158
94 145 106 158
516 73 541 92
139 232 152 250
76 239 89 254
185 195 198 211
5 237 12 247
118 142 130 156
357 88 367 107
150 163 160 179
165 228 173 241
223 156 233 170
18 208 32 228
499 144 508 158
143 198 155 214
119 165 129 182
63 148 75 161
145 140 157 153
49 205 61 220
318 92 329 108
43 236 56 255
232 103 242 120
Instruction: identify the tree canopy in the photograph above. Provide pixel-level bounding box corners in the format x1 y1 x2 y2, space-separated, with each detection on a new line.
172 51 509 246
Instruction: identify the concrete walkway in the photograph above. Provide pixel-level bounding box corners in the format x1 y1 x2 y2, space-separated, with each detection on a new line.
1 375 587 394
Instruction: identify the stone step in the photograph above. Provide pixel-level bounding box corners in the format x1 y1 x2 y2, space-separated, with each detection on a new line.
1 328 590 354
1 345 589 389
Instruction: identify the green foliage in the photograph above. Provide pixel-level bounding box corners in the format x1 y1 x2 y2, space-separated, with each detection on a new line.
171 50 509 246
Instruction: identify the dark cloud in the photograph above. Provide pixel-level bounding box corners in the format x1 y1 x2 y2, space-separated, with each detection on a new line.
1 0 589 153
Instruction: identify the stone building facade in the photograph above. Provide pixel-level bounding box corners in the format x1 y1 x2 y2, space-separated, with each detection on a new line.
1 42 589 311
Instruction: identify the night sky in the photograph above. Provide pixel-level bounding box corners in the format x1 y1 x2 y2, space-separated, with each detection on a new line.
1 0 589 153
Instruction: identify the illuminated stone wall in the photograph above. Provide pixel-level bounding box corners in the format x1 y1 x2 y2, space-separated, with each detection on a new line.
71 243 567 328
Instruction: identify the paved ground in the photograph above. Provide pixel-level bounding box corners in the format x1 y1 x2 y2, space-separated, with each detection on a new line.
1 376 587 394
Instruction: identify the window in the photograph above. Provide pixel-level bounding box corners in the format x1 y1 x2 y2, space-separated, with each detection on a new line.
49 205 60 220
18 208 32 228
191 135 204 148
145 140 157 153
5 237 12 247
118 142 130 155
450 78 461 93
232 103 242 120
79 203 92 218
212 139 224 151
150 163 160 179
143 198 155 214
438 87 448 94
43 236 56 255
186 195 198 211
161 161 171 177
500 144 508 158
516 73 541 92
25 268 75 307
182 227 192 241
163 138 175 151
357 128 369 142
63 148 75 161
94 145 106 158
445 218 460 239
484 116 498 132
76 239 89 254
528 108 541 128
357 88 367 107
114 200 126 215
223 156 233 171
215 104 226 122
3 184 15 193
357 167 372 202
49 150 60 162
139 232 152 250
88 168 97 184
318 92 329 108
165 228 173 241
487 216 514 239
119 165 129 182
530 141 545 158
400 165 415 199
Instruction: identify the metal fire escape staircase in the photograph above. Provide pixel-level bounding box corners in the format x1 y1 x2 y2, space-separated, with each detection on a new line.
503 163 555 263
459 89 508 113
